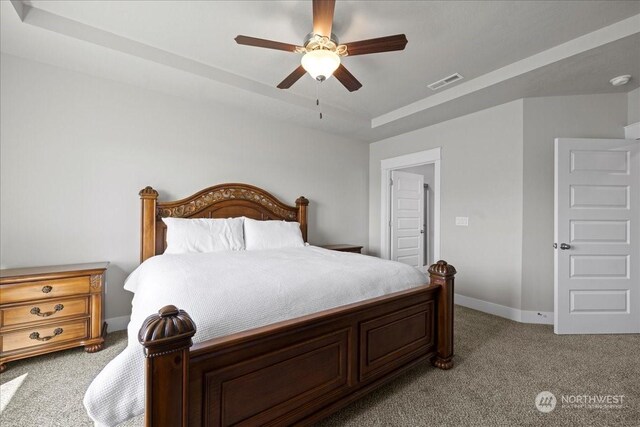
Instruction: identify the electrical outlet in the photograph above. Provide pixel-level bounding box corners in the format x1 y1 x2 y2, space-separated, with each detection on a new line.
455 216 469 226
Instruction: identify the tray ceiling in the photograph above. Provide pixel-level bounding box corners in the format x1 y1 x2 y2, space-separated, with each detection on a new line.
2 1 639 141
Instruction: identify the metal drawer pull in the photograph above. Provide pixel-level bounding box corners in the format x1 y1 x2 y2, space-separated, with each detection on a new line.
30 304 64 317
29 328 63 342
41 285 53 293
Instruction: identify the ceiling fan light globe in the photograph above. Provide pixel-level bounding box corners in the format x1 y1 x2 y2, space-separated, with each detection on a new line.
301 50 340 81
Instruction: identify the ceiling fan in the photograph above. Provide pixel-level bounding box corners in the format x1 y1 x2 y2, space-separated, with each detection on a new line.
235 0 407 92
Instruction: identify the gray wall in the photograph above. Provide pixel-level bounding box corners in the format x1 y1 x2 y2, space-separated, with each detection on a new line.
629 87 640 125
521 94 627 311
397 164 435 266
0 54 369 321
370 100 525 309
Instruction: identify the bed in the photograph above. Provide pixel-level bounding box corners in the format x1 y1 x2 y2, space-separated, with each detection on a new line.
84 183 455 426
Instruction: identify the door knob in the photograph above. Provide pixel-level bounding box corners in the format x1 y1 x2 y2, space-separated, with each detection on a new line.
560 243 571 250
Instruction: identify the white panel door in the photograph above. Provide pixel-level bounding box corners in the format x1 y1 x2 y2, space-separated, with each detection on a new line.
391 170 424 268
555 138 639 334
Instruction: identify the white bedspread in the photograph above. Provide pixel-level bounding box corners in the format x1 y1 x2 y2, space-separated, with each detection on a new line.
84 246 427 426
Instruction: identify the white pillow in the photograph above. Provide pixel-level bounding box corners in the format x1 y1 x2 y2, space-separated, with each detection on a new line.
162 217 244 254
243 218 304 250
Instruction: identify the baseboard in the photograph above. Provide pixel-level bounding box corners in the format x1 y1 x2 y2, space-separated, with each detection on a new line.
105 315 130 332
455 293 521 321
455 293 553 325
520 309 553 325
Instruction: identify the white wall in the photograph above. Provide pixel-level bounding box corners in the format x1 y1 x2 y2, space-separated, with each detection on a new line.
521 94 627 312
370 100 525 309
628 87 640 125
0 54 369 322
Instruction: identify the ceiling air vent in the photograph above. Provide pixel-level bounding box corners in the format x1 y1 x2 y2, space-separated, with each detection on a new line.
427 73 463 91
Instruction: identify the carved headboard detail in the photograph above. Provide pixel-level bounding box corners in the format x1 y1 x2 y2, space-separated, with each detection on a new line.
139 183 309 263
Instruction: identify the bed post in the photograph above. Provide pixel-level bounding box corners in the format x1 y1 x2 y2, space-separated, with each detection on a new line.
139 186 159 263
139 305 196 427
429 260 456 370
296 196 309 242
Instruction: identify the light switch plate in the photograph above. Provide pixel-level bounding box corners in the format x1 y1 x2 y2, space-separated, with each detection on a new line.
455 216 469 226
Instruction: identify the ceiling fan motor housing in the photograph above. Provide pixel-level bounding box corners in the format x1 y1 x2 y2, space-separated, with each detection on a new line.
304 32 340 48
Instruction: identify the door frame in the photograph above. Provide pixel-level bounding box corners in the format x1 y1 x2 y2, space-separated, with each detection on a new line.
381 147 441 264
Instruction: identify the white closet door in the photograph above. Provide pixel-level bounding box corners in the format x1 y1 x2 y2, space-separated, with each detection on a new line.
391 170 424 269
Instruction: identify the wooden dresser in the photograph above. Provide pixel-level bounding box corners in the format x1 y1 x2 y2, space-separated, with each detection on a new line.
320 244 363 254
0 262 108 373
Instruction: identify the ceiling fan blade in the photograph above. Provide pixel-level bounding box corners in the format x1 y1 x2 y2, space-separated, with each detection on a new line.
277 65 307 89
333 64 362 92
235 35 301 52
313 0 336 38
344 34 408 56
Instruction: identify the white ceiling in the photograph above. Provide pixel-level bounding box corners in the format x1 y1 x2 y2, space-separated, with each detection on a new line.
2 1 639 142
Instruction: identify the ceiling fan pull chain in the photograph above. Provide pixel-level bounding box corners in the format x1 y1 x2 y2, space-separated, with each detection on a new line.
316 80 323 119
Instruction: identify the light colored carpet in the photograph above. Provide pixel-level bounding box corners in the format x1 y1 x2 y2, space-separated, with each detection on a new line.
1 306 638 426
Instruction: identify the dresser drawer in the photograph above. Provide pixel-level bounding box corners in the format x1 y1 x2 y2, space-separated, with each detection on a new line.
1 319 89 353
0 276 90 305
1 297 89 329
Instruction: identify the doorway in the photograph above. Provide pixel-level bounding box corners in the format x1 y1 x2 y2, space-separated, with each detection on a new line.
390 166 434 267
381 148 441 269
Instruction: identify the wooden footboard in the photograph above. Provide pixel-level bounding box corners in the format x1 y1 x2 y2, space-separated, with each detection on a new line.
138 261 455 427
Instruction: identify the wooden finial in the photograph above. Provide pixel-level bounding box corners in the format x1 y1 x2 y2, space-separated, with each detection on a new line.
139 186 159 199
138 305 196 357
428 260 457 277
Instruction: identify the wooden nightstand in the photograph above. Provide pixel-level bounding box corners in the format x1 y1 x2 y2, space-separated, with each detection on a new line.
320 244 363 254
0 262 108 373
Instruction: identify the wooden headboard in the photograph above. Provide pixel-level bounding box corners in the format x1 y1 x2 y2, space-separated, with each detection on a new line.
139 183 309 262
